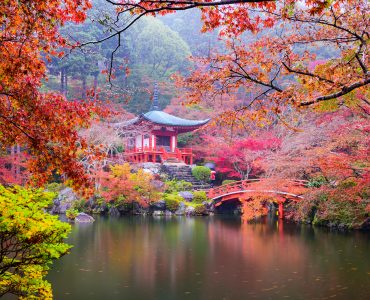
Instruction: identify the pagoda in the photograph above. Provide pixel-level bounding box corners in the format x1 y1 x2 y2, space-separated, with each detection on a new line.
124 85 209 164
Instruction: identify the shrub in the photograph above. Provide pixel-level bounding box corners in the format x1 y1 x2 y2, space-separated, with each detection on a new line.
192 166 211 182
222 180 237 185
338 178 357 189
165 180 192 193
194 204 207 215
307 176 327 188
72 198 87 212
164 193 183 211
115 195 133 210
66 208 79 220
0 185 71 298
46 182 63 193
192 191 208 204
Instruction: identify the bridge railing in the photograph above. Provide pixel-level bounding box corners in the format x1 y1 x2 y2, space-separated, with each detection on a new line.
207 178 308 199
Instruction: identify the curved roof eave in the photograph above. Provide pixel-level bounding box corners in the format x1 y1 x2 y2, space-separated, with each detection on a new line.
142 110 210 127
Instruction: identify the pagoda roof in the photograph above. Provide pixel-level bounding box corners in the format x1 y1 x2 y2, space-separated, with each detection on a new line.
141 110 210 127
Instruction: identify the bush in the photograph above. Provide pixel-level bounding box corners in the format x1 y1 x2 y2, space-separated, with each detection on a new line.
66 208 79 220
165 180 192 193
194 204 207 215
307 176 327 188
72 198 87 212
338 178 357 189
46 182 63 193
0 185 71 298
192 166 211 182
164 193 183 211
115 195 133 211
192 191 208 204
312 196 367 228
222 180 237 185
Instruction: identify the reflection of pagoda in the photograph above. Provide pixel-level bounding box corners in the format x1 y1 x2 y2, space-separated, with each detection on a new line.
124 85 209 164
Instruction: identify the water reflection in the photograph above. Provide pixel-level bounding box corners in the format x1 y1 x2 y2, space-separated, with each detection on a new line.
48 216 370 300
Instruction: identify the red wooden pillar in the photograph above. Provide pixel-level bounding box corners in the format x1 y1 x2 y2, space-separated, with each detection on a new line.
278 201 284 219
189 154 193 165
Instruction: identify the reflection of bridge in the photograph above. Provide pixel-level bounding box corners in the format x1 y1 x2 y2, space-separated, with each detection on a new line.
207 179 308 219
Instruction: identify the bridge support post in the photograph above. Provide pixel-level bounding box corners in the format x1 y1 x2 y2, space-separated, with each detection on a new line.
278 202 284 219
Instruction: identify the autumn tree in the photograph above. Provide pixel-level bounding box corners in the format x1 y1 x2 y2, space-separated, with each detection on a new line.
209 136 281 179
0 0 111 190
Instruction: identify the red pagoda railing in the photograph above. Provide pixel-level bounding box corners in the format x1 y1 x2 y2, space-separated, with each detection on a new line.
124 146 193 164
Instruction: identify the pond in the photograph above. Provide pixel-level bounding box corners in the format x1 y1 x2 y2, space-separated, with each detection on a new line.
48 216 370 300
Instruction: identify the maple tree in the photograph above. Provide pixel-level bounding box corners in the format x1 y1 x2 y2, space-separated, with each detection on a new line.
0 0 109 190
84 0 368 123
207 135 280 179
99 163 162 206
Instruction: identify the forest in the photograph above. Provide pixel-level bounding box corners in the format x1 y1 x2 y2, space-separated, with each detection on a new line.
0 0 369 299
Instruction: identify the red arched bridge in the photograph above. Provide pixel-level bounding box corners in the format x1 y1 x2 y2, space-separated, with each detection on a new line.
207 179 308 219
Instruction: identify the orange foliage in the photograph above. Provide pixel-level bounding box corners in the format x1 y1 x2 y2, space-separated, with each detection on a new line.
99 164 162 206
0 0 109 190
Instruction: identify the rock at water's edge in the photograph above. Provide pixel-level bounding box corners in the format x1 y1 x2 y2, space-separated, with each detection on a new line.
185 206 196 216
50 187 78 214
75 212 95 223
175 202 186 215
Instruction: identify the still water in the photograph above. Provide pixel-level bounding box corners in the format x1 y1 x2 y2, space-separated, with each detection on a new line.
48 216 370 300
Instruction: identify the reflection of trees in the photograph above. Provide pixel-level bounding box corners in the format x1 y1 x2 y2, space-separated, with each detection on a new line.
50 217 370 299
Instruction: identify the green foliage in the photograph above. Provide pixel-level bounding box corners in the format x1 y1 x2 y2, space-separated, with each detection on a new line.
194 204 207 215
71 198 88 212
307 176 327 188
46 182 63 193
312 194 368 229
177 132 195 147
338 178 357 189
115 195 134 211
192 191 208 204
192 166 211 183
66 208 79 220
164 193 183 211
165 180 192 193
0 185 71 298
222 180 237 185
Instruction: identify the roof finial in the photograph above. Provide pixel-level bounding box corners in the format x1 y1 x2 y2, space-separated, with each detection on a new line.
151 83 160 111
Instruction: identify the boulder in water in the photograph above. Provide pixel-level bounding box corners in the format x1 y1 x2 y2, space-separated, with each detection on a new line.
75 212 95 223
